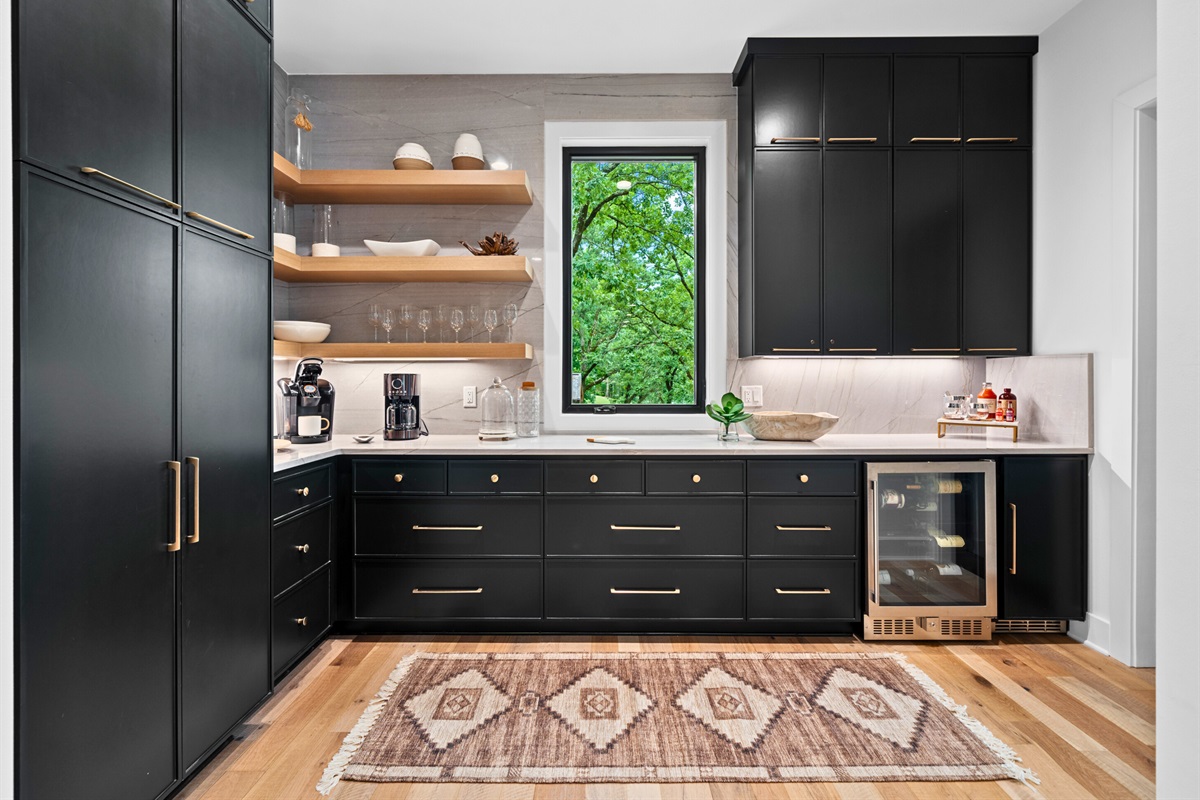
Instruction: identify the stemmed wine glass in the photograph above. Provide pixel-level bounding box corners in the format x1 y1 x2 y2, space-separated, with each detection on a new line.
417 308 432 343
483 308 499 343
502 302 518 343
380 308 396 343
399 305 414 342
435 304 449 343
367 303 381 342
450 307 465 343
467 304 481 341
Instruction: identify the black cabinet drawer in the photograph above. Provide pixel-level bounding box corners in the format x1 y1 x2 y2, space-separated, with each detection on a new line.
546 497 743 557
747 561 857 620
272 570 330 677
354 559 542 619
545 559 743 619
545 460 643 494
272 504 332 597
353 459 446 494
449 460 543 494
645 461 744 494
748 498 858 557
748 460 857 495
355 497 542 557
273 463 332 521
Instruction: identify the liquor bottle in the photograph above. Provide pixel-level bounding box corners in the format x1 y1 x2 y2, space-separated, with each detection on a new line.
978 382 997 420
998 387 1017 422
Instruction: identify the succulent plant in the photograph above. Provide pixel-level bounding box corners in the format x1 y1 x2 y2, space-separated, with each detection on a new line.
461 231 520 256
706 392 752 427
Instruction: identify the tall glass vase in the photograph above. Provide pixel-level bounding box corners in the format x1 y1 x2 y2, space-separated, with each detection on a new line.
285 93 313 170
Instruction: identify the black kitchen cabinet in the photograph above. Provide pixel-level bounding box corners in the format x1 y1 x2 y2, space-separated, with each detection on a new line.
17 0 177 213
1000 458 1087 620
894 56 961 144
182 0 272 252
823 56 890 145
237 0 271 33
893 149 961 354
746 149 822 354
753 56 822 146
963 149 1031 355
823 149 891 353
18 170 178 800
964 56 1032 145
179 232 272 772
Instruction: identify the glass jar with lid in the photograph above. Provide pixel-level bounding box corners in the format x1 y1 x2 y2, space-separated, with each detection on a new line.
516 381 540 437
285 93 314 170
479 377 516 441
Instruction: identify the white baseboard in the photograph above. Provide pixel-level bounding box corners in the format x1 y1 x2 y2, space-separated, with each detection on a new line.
1069 613 1112 657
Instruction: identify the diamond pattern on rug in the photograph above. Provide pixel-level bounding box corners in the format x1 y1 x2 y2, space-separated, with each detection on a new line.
675 667 784 751
545 667 654 751
812 667 928 751
402 668 512 751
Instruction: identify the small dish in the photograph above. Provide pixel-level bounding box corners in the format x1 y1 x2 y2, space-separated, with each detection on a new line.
352 435 375 443
272 438 292 452
272 320 331 343
392 142 433 170
364 239 440 257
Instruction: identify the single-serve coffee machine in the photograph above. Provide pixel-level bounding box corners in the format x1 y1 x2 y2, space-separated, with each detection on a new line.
384 373 427 440
278 357 335 444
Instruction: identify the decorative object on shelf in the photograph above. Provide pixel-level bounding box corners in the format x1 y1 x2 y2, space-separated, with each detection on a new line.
364 239 441 257
743 410 840 441
452 133 486 170
517 381 540 437
285 93 314 170
502 302 518 343
461 231 520 256
706 392 752 442
392 142 433 170
943 391 970 420
311 204 339 257
479 377 517 441
272 191 296 253
936 417 1020 443
272 320 331 343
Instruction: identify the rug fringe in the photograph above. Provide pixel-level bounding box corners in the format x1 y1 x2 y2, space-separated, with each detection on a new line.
888 653 1041 786
316 652 420 796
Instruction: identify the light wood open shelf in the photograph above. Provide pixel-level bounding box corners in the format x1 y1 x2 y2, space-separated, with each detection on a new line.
273 152 533 205
273 340 533 360
272 248 533 284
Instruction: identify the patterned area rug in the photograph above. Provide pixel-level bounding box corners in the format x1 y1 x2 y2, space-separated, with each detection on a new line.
317 652 1036 793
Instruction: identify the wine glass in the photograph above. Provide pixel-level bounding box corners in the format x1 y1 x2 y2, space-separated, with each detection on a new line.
467 304 481 341
502 302 518 343
450 307 465 343
483 308 499 343
380 308 395 343
417 308 432 343
399 305 414 343
367 303 381 342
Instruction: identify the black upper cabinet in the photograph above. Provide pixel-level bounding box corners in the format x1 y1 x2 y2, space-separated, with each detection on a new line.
823 150 891 353
823 56 890 145
749 149 822 354
893 150 961 354
753 57 822 146
964 56 1032 145
1001 458 1087 620
237 0 271 33
894 56 961 144
182 0 272 252
963 149 1031 355
18 0 176 212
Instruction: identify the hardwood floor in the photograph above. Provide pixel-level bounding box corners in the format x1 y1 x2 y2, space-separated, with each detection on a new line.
176 635 1155 800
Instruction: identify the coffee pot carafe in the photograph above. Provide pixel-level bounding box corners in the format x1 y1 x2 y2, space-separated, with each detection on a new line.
384 373 428 440
277 357 335 444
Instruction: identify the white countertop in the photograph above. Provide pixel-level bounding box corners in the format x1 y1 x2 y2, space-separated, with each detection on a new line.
273 432 1092 472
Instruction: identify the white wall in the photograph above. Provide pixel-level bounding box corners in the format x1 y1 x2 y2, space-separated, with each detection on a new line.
1032 0 1155 660
2 0 15 791
1155 0 1200 794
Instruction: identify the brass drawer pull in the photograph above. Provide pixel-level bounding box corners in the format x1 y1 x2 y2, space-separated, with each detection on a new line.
610 525 682 532
1010 502 1018 575
828 348 878 352
911 348 961 352
294 543 310 554
692 474 702 483
490 474 500 483
799 474 810 483
910 137 962 143
394 473 404 483
167 461 182 552
610 588 681 595
412 525 484 531
186 456 200 544
776 525 832 531
772 348 820 353
589 474 599 483
967 347 1019 352
185 211 254 239
80 167 181 209
412 587 484 595
770 136 820 143
827 137 878 143
966 137 1019 143
775 588 831 595
294 616 308 626
295 486 309 497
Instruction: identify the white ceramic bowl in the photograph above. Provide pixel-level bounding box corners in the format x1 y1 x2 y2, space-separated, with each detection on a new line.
392 143 432 169
743 411 840 441
272 320 331 343
453 133 484 160
364 239 440 257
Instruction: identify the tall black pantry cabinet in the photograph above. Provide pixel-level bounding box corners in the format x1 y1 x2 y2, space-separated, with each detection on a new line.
15 0 273 797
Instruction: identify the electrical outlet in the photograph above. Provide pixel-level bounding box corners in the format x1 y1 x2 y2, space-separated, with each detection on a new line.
741 385 764 407
463 385 477 408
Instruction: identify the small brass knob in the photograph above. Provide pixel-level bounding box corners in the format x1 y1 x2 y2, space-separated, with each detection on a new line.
589 474 599 484
295 486 309 497
692 474 702 484
394 474 404 483
829 339 836 345
294 616 308 627
810 339 816 345
295 543 310 554
490 474 500 483
800 474 810 484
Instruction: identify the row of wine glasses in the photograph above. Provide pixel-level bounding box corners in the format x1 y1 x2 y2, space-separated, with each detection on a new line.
367 303 519 343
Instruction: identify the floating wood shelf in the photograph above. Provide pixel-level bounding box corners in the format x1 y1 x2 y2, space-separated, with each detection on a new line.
273 340 533 361
272 248 533 284
273 152 533 205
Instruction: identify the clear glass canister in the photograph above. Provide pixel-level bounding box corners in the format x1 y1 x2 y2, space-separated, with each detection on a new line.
517 381 540 437
285 93 314 170
479 377 516 441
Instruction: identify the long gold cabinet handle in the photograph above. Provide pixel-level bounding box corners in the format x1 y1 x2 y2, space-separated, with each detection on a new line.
772 348 820 353
770 136 820 143
610 588 680 595
828 348 878 353
412 525 484 531
911 348 961 353
966 137 1019 143
776 525 832 531
185 211 255 240
80 167 181 209
910 137 962 143
1010 502 1018 575
966 348 1019 353
167 461 182 552
186 456 200 544
827 137 878 143
610 525 682 532
412 587 483 595
776 588 831 595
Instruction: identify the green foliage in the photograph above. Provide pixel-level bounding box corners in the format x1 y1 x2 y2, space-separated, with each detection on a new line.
705 392 752 426
569 158 697 406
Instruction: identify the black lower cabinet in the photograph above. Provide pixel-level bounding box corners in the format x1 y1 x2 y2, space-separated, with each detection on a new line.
545 560 743 620
1000 457 1087 620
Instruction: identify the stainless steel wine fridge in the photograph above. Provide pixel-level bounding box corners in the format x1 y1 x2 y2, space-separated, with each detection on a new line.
865 462 998 640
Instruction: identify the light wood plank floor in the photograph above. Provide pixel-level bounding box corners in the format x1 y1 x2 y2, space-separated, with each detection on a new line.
177 635 1155 800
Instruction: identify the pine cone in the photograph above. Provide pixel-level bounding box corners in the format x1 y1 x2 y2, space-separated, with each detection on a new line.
460 231 520 256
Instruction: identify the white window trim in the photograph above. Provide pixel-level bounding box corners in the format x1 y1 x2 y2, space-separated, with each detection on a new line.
542 120 728 433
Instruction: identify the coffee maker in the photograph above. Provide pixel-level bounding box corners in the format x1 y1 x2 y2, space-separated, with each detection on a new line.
384 373 428 440
277 357 335 444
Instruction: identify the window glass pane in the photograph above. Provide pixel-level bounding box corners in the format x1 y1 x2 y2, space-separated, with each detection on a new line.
567 151 702 411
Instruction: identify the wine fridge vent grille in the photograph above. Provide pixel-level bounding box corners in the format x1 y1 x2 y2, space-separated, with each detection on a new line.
872 618 915 637
941 618 985 637
994 619 1068 634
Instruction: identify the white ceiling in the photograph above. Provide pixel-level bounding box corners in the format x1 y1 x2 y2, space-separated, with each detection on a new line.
274 0 1081 75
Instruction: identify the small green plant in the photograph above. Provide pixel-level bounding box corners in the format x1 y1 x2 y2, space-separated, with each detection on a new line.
706 392 752 440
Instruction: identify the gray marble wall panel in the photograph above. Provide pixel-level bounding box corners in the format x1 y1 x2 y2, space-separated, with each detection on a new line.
272 62 289 157
985 354 1093 447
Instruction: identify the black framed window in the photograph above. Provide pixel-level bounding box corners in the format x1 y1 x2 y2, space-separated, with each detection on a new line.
562 147 706 414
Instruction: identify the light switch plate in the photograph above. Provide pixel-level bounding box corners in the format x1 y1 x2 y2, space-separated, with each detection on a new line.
741 385 764 407
463 386 477 408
